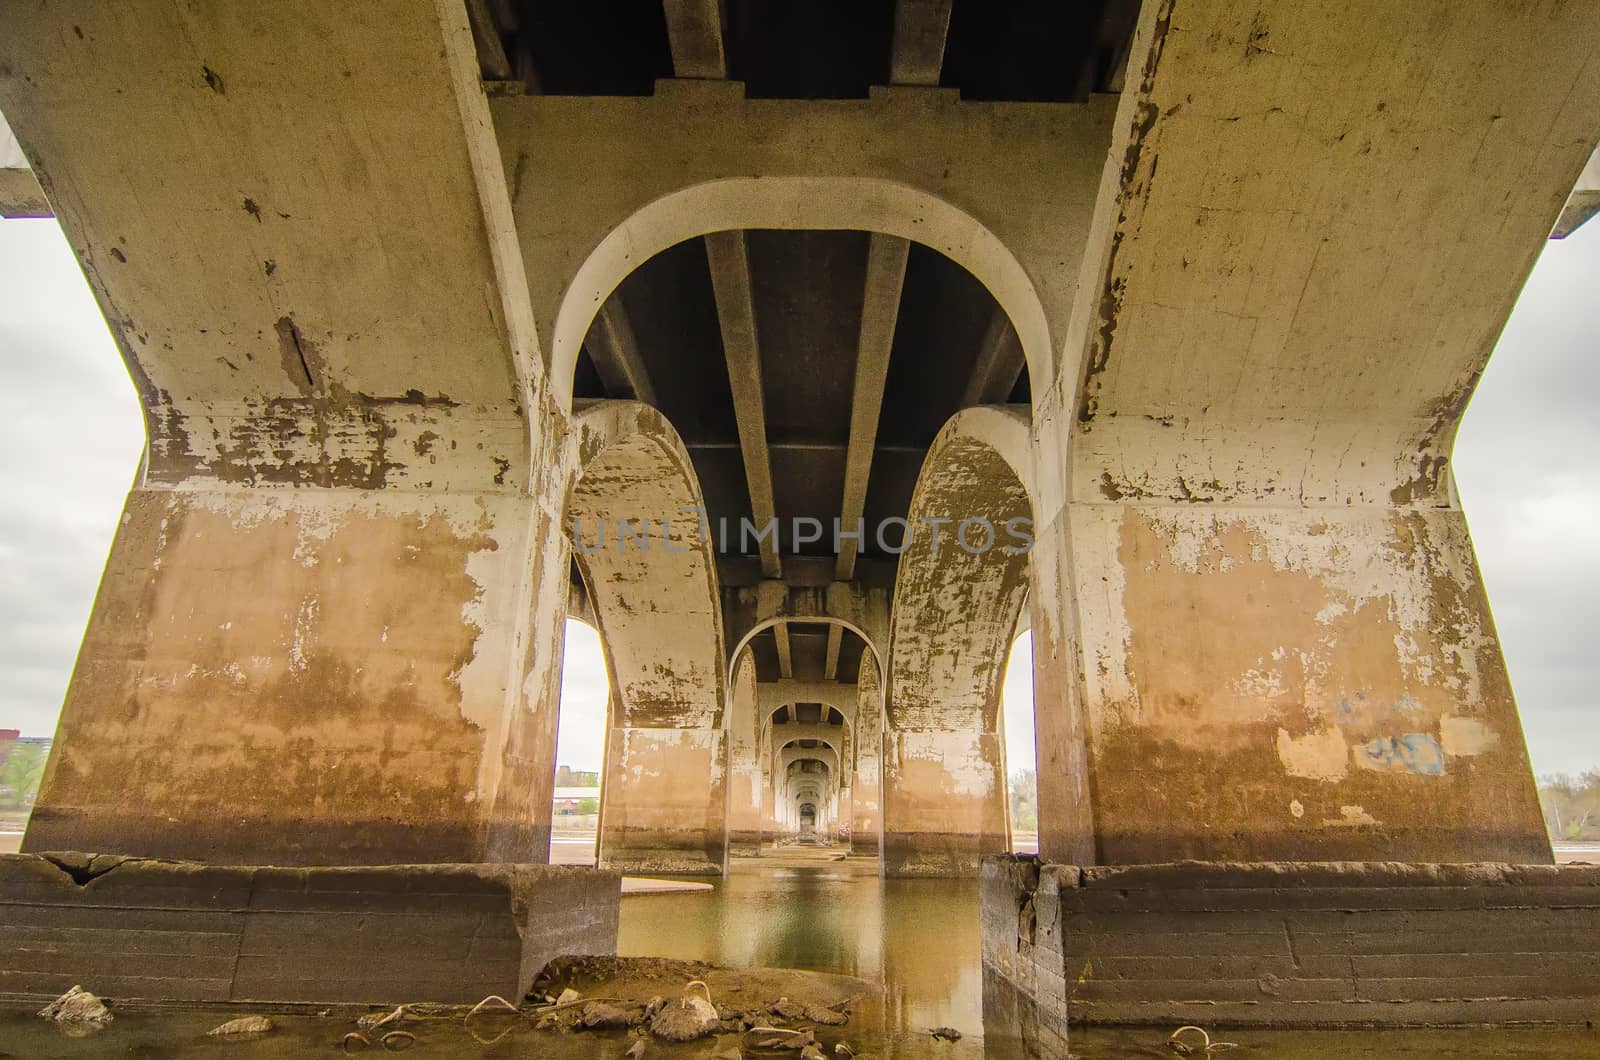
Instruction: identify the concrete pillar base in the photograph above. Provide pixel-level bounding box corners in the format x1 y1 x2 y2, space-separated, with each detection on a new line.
0 853 620 1005
981 854 1600 1028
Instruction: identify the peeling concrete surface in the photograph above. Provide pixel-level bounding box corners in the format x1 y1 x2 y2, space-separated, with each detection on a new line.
1073 504 1548 863
25 489 535 864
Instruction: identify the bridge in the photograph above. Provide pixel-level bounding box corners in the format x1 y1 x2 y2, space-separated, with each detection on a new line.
1 0 1598 1027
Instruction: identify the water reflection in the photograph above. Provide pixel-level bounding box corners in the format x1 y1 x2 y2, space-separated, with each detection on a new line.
620 857 986 1055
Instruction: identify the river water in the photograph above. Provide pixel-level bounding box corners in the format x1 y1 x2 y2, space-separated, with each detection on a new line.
1 849 1597 1056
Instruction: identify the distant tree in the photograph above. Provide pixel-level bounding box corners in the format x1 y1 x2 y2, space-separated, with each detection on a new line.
1009 768 1038 832
0 744 46 809
1539 772 1600 841
555 766 601 788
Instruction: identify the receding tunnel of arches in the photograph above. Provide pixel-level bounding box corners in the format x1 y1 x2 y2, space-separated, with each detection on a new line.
553 220 1059 877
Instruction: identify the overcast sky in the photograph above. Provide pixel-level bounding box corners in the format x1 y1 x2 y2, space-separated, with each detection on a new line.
1 214 1595 781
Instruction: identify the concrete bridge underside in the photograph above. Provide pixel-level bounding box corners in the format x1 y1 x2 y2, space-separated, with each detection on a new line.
2 0 1597 877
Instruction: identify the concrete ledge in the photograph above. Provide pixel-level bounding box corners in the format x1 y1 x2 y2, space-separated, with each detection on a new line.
981 855 1600 1029
0 853 620 1006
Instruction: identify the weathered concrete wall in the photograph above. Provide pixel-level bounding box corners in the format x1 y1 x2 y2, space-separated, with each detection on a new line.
25 489 539 864
0 853 619 1005
1047 0 1600 864
1073 505 1547 863
599 727 726 875
982 855 1600 1028
882 729 1008 877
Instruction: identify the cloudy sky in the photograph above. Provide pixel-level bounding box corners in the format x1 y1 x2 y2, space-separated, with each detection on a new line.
1 214 1595 782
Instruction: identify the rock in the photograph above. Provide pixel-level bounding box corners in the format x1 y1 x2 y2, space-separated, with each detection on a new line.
930 1026 962 1041
625 1038 649 1058
769 996 807 1020
803 1003 848 1026
801 1045 827 1060
556 987 582 1005
38 986 112 1024
835 1043 855 1057
749 1027 814 1051
580 1002 636 1029
207 1015 273 1037
651 995 720 1042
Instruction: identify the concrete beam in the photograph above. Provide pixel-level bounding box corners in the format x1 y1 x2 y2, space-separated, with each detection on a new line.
586 294 657 405
961 308 1025 407
773 620 794 680
705 229 782 578
889 0 953 87
664 0 727 80
835 235 909 582
823 623 842 681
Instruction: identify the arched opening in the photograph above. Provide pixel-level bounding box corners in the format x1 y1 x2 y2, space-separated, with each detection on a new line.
548 617 609 866
1000 629 1038 855
724 618 882 860
549 180 1054 417
561 215 1041 878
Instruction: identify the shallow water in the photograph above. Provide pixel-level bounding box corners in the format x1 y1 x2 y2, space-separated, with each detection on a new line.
2 851 1597 1056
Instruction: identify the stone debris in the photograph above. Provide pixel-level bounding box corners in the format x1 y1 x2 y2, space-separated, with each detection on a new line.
579 1001 638 1029
769 996 807 1020
556 987 581 1005
38 985 113 1024
746 1026 815 1051
929 1025 962 1041
650 992 720 1042
625 1038 648 1058
207 1015 274 1037
803 1003 849 1026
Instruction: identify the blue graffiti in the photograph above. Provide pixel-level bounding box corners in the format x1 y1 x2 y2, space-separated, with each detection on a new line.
1358 732 1445 775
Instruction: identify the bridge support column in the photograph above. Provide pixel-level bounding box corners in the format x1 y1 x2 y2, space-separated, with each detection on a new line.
848 655 883 858
1073 503 1549 863
2 0 565 867
24 485 562 866
599 727 727 875
882 728 1008 877
724 656 764 856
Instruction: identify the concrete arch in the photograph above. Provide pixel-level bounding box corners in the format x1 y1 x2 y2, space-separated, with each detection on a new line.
568 399 728 875
774 729 846 761
881 405 1034 876
569 400 725 728
550 177 1053 413
726 614 884 693
889 405 1034 731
